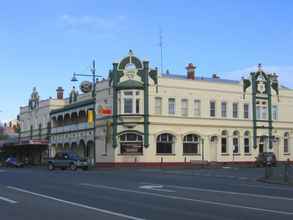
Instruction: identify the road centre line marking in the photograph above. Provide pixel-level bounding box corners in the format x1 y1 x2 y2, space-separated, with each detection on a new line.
7 186 145 220
0 196 18 204
139 185 176 193
81 183 293 216
236 183 293 191
140 182 293 202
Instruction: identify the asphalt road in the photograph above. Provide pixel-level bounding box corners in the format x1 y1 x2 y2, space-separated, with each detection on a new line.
0 166 293 220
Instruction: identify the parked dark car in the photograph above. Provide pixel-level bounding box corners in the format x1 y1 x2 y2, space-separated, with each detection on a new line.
255 152 277 167
5 157 24 168
48 152 89 171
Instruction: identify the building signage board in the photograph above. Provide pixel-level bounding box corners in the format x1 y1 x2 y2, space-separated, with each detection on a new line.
96 104 112 119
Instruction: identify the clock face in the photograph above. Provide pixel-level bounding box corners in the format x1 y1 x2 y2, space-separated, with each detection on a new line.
80 81 92 93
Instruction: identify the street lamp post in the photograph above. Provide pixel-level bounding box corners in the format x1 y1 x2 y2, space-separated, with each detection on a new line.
71 60 102 167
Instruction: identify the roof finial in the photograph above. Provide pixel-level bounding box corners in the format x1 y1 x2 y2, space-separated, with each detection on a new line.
128 49 133 56
257 63 262 72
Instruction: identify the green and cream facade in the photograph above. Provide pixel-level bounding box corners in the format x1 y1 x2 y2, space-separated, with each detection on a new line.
92 51 293 165
20 51 293 166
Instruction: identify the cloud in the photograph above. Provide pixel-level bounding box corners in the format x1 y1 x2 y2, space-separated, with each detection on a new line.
221 65 293 89
59 14 126 37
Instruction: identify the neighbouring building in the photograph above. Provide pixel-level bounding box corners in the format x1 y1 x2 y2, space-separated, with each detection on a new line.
50 86 96 165
15 87 65 164
46 50 293 167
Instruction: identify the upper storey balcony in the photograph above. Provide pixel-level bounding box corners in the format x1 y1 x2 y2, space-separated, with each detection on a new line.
51 109 94 134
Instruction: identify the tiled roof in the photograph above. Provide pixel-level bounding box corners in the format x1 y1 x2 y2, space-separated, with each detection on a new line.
161 73 240 84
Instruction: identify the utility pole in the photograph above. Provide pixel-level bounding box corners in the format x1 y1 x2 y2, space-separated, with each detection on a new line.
91 60 97 167
71 60 102 167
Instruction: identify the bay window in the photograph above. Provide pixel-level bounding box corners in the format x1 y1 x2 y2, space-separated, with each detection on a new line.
121 90 141 114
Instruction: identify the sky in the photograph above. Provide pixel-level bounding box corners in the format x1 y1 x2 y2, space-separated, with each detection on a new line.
0 0 292 122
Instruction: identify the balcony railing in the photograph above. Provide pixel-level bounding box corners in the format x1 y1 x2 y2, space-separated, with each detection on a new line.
51 122 93 134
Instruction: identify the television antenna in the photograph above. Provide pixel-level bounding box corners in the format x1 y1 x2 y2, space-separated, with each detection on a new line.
159 27 164 74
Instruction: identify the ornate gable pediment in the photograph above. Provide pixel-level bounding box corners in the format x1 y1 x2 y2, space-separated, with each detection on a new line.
28 87 40 110
109 50 158 88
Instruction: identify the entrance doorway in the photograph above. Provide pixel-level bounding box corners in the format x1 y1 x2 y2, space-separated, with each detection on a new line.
259 136 267 153
210 136 218 161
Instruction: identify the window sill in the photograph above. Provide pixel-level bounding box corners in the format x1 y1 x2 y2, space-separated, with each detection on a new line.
233 153 241 156
156 153 176 156
118 114 144 117
284 153 291 156
183 153 201 156
221 153 230 156
244 153 252 156
118 153 143 156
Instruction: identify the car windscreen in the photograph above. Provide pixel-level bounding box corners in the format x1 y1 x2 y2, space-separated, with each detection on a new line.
68 154 81 160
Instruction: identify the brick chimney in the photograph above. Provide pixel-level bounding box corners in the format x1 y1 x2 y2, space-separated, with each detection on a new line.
56 87 64 100
186 63 196 80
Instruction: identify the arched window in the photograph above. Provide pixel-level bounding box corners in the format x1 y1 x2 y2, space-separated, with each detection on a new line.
221 130 228 153
71 112 78 124
157 133 175 154
284 132 289 154
79 110 87 123
57 115 63 127
183 134 200 154
64 114 71 126
120 132 143 154
233 131 240 154
244 131 250 154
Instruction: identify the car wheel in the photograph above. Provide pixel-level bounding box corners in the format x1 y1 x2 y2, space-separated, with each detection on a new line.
48 163 54 171
70 163 77 171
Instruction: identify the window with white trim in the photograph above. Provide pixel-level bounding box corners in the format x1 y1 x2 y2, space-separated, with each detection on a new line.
194 100 201 116
272 105 278 120
284 132 289 154
124 98 132 113
157 133 175 154
244 104 249 119
210 101 216 117
221 130 228 153
256 106 261 120
244 131 250 153
168 98 176 115
181 99 188 117
155 97 162 115
233 131 240 154
232 103 238 118
122 90 141 114
120 132 143 154
221 102 227 118
183 134 200 154
261 106 267 120
135 99 140 114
